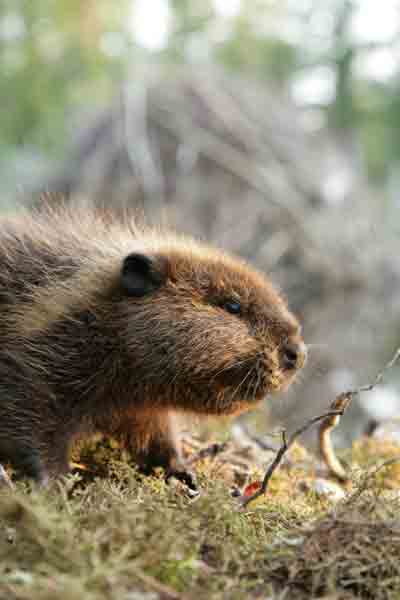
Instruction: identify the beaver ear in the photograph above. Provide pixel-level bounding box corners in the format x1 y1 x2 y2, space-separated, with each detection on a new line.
121 253 167 297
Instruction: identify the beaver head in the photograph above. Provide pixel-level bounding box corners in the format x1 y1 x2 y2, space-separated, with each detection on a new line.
116 238 306 416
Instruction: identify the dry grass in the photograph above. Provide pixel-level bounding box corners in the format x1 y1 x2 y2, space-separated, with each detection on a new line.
271 503 400 599
0 434 399 599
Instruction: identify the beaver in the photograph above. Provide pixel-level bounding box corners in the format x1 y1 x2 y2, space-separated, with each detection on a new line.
0 207 306 487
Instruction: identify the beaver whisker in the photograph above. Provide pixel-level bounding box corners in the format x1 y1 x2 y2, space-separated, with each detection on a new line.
253 363 263 400
210 355 256 382
229 366 255 405
242 366 259 402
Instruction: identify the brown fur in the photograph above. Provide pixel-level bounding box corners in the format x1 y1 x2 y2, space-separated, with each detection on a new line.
0 206 306 484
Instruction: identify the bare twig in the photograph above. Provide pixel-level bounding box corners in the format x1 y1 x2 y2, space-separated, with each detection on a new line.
320 346 400 480
123 76 165 214
152 109 315 240
241 410 346 508
242 346 400 507
319 392 353 481
357 347 400 393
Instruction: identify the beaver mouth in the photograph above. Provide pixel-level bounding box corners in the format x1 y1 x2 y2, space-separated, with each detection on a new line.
214 360 281 406
213 354 302 409
172 354 303 416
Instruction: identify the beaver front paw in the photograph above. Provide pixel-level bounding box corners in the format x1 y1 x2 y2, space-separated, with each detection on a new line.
165 466 198 491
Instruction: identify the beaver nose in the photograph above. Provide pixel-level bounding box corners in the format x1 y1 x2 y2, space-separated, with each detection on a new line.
282 341 307 370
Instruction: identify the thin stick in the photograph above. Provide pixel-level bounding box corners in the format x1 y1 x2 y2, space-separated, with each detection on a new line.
319 392 353 481
357 347 400 393
242 346 400 506
241 409 345 508
320 346 400 480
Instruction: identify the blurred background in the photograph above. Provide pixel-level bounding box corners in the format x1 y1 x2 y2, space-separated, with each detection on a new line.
1 0 400 445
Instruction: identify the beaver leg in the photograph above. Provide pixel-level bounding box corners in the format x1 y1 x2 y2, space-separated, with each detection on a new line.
109 410 197 490
0 436 71 485
0 394 70 485
135 433 197 491
0 440 50 485
15 448 50 485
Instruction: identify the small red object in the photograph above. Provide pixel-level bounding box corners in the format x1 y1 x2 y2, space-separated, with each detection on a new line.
243 480 262 497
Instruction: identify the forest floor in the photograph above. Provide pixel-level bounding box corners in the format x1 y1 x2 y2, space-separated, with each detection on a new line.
0 425 400 600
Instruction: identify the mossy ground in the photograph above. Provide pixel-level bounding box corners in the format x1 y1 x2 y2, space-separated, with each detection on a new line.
0 431 400 600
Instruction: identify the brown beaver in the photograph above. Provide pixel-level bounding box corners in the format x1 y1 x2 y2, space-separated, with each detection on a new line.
0 207 306 487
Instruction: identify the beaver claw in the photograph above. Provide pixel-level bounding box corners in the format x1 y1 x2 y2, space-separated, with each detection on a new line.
165 467 198 491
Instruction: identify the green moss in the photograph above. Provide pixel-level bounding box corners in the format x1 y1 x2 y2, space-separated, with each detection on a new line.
0 435 399 598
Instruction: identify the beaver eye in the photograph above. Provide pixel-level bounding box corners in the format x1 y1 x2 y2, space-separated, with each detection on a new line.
223 300 241 315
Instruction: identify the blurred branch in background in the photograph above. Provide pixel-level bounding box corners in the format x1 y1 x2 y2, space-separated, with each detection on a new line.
2 1 400 197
